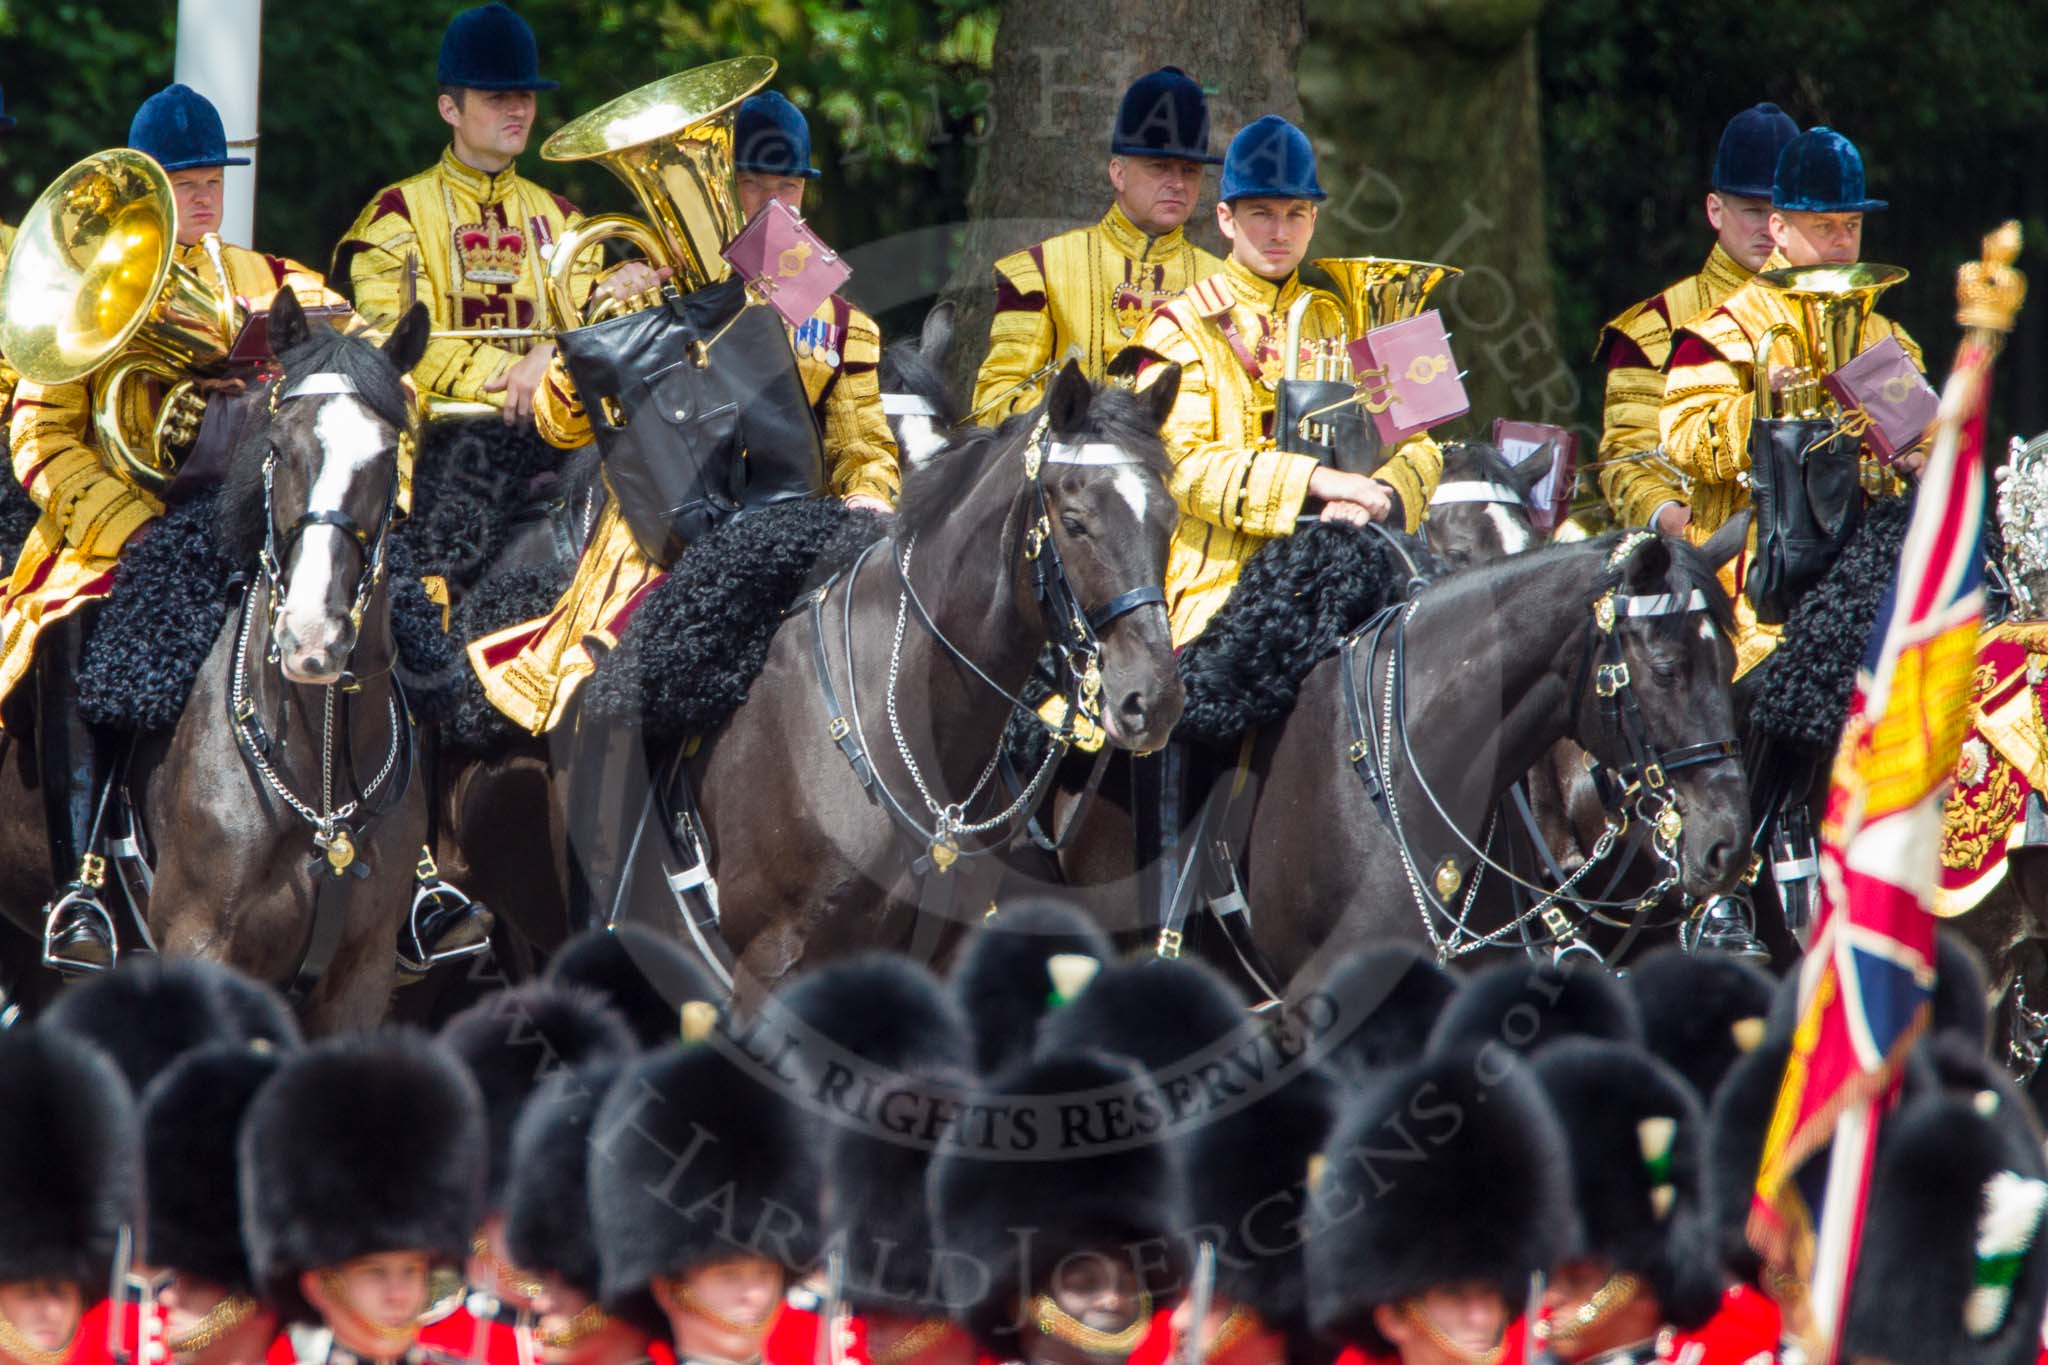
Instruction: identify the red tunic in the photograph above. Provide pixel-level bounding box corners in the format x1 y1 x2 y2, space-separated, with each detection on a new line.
417 1298 527 1365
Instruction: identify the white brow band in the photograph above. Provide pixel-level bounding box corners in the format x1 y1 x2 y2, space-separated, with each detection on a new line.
881 393 939 417
1615 589 1709 617
1429 481 1525 507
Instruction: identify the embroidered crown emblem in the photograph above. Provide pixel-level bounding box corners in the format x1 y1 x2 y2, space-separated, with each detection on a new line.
454 206 526 285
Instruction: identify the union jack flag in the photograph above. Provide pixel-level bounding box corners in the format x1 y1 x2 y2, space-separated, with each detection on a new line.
1750 315 2004 1359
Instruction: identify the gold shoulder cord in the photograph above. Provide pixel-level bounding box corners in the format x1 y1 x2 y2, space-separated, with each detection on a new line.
1027 1293 1152 1358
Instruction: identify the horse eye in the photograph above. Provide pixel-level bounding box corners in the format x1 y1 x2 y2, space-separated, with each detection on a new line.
1060 514 1088 537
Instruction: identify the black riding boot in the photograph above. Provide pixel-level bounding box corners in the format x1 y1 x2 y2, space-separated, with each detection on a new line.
36 610 114 973
563 702 655 935
1132 744 1187 956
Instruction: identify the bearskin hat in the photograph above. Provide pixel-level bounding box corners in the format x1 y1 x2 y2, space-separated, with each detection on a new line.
1626 947 1773 1102
439 983 636 1208
763 951 973 1081
947 899 1114 1075
545 924 722 1049
1426 960 1641 1058
1306 1047 1573 1354
239 1029 484 1319
1703 1025 1837 1287
588 1035 819 1317
503 1060 623 1300
1179 1064 1335 1342
1033 955 1250 1074
1315 943 1461 1082
762 956 974 1317
0 1029 139 1291
1933 931 1992 1053
43 957 300 1093
1530 1038 1724 1329
1843 1054 2048 1364
140 1042 289 1293
927 1049 1189 1352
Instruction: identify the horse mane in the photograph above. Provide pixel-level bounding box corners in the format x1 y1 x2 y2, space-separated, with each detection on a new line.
892 387 1173 541
218 322 413 565
1437 438 1519 485
878 335 963 429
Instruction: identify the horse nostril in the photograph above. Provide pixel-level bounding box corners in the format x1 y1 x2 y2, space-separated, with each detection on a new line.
1118 690 1147 723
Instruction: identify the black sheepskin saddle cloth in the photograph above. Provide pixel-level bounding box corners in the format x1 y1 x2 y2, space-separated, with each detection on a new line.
581 499 884 747
0 474 37 573
395 416 567 594
1174 521 1402 746
447 498 884 754
75 494 458 733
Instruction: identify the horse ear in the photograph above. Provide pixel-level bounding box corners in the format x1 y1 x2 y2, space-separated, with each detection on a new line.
1697 509 1752 573
269 285 310 356
919 300 955 367
1136 361 1182 430
1622 532 1674 594
1509 439 1555 497
382 302 431 376
1045 357 1091 436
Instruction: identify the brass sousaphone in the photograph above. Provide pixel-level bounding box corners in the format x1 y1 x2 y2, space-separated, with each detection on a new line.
0 148 239 492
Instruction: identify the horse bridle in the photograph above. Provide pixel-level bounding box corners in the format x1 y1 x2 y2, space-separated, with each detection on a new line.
256 371 401 646
1427 480 1527 509
1341 532 1741 962
810 416 1166 868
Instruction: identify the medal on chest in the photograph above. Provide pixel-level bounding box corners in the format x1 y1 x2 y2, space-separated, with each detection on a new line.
454 201 526 286
794 316 842 369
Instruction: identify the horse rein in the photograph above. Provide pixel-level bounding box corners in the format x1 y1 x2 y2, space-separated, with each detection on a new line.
809 418 1166 869
1340 535 1740 962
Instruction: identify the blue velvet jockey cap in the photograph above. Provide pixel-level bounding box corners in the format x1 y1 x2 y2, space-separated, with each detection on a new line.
128 84 249 171
734 91 821 180
1112 67 1222 165
1774 126 1887 213
0 83 15 134
1220 115 1325 203
438 2 558 93
1711 102 1798 199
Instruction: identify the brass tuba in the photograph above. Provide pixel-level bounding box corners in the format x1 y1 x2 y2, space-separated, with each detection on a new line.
537 55 777 333
1750 262 1908 419
0 148 238 493
1282 256 1462 445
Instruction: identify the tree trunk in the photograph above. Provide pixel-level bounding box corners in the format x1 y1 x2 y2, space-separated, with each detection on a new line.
945 0 1307 397
1299 0 1568 443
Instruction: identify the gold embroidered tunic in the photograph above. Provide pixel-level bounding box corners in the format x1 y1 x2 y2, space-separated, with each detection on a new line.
1593 242 1750 528
970 204 1221 423
1138 255 1443 645
1660 249 1922 541
0 241 361 713
0 221 16 418
334 148 597 407
469 293 900 735
1658 249 1922 676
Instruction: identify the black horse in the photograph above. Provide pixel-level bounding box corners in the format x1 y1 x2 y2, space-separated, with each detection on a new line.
877 301 963 471
0 290 434 1031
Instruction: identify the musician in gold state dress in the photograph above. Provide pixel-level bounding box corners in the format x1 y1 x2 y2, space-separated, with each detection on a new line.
1659 127 1922 675
332 3 597 424
473 90 898 742
1 86 371 971
1136 116 1443 647
969 67 1224 422
1594 102 1798 535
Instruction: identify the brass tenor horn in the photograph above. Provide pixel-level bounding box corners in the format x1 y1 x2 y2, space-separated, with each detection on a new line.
1750 262 1908 419
1282 256 1461 446
537 55 777 331
0 149 238 493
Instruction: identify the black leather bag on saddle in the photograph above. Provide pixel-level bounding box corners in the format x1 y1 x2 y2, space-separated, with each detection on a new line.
1745 415 1864 625
555 276 825 568
1278 377 1388 526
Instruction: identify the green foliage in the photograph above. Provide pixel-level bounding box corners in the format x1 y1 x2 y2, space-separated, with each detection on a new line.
0 0 994 335
1539 0 2048 440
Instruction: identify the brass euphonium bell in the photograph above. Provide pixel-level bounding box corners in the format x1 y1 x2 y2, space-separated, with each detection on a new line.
538 55 778 332
0 148 238 493
1750 262 1909 419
